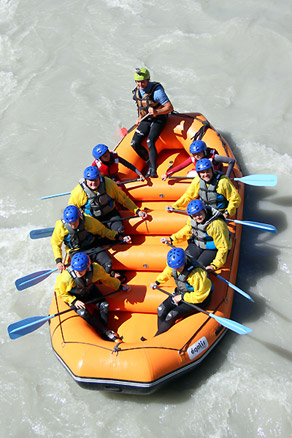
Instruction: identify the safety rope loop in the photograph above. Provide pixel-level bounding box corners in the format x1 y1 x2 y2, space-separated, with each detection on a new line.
191 120 211 141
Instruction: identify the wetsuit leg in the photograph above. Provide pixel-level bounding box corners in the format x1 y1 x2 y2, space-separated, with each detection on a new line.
130 120 151 162
155 301 195 336
185 243 217 268
146 116 167 171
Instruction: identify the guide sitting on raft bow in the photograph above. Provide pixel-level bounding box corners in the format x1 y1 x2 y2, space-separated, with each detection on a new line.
68 166 148 234
131 67 173 178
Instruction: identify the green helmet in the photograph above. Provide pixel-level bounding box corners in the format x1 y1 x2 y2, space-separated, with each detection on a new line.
134 67 150 81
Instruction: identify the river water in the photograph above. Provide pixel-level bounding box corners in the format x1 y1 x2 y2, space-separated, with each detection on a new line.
1 0 291 437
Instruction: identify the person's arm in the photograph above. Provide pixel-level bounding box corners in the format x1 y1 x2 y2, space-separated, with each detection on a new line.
170 220 192 245
155 266 173 285
218 177 241 217
51 221 66 264
68 184 87 209
206 221 231 270
54 272 76 305
162 157 192 180
118 156 144 180
92 263 121 289
106 178 140 213
85 216 118 241
183 268 212 304
149 100 173 117
172 177 200 210
213 155 235 178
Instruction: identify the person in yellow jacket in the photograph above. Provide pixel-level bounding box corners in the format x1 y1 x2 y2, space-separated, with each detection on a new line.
149 248 213 336
169 158 241 219
68 166 147 234
162 199 232 272
54 252 127 342
51 205 130 277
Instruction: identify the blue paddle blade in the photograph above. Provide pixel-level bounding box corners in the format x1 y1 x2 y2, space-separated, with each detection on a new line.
8 315 53 339
231 219 277 233
215 274 254 302
209 313 252 335
30 228 54 239
234 174 277 187
15 269 58 291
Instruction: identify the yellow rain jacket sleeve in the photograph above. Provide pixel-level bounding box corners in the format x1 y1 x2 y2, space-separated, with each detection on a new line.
172 175 241 217
51 220 69 262
68 177 140 215
155 265 173 285
182 267 212 304
54 263 121 305
54 270 78 305
206 219 232 270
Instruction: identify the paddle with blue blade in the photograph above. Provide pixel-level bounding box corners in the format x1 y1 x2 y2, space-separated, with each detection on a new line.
226 218 277 233
154 285 252 335
168 208 278 234
8 290 124 340
15 269 58 291
29 216 140 240
30 228 55 239
231 174 277 187
167 174 277 187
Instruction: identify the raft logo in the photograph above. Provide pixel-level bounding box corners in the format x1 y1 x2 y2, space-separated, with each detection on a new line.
187 336 208 360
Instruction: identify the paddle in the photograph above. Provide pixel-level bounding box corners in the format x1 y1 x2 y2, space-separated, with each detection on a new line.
39 176 145 200
167 208 277 233
8 288 125 340
15 268 59 291
15 241 129 291
30 228 55 239
226 218 277 233
29 215 140 240
162 240 254 302
120 113 150 138
39 191 71 200
153 285 252 335
167 174 277 187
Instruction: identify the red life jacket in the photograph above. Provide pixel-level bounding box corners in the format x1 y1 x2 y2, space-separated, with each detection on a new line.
92 151 119 178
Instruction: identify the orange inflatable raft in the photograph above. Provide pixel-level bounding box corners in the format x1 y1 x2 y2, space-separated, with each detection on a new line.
49 112 244 394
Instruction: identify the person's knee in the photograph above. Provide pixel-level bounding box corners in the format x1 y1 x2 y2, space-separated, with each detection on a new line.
99 301 109 313
76 308 90 318
165 309 178 322
157 303 167 317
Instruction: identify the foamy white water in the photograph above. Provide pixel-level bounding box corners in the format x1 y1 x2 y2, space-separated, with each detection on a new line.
1 0 292 437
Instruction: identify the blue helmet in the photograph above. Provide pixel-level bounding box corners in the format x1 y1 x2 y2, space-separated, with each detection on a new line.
92 144 109 160
189 140 207 155
71 252 90 271
83 166 100 180
63 205 80 223
195 158 213 173
167 248 186 269
187 199 205 216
